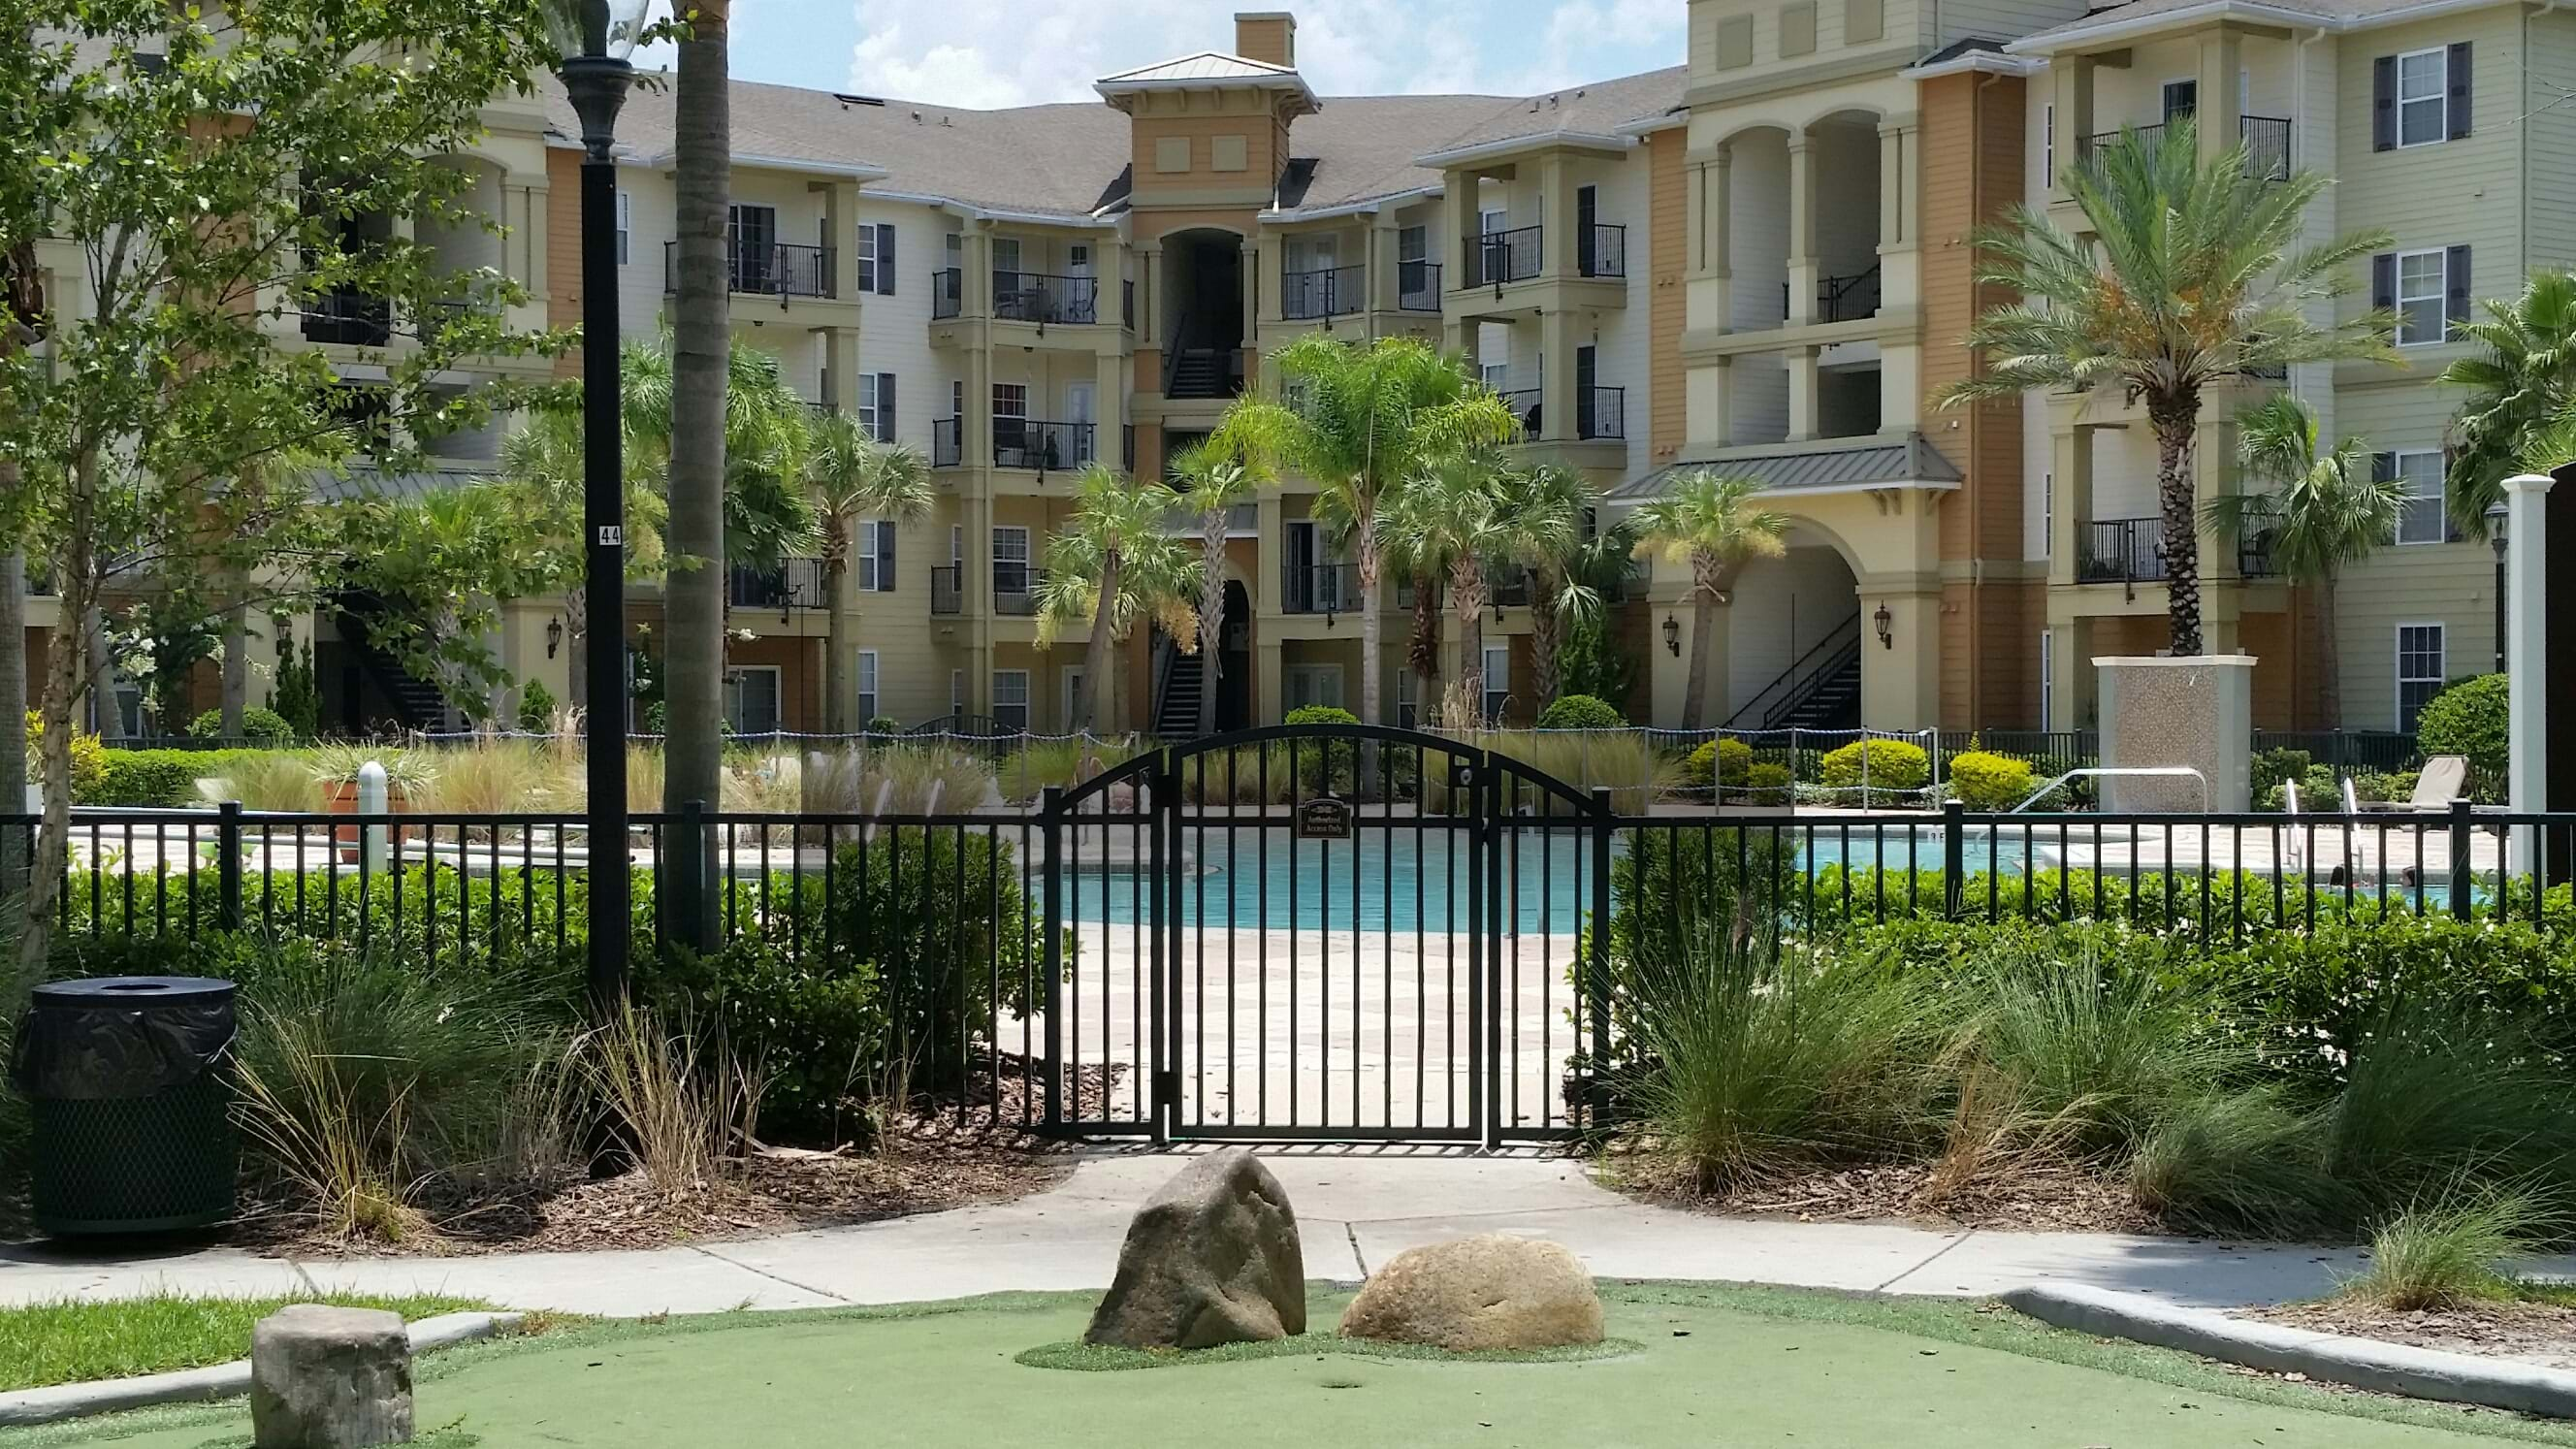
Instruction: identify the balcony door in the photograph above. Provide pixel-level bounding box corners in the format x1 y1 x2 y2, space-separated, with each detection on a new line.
1064 381 1095 467
2161 79 2197 123
726 204 777 294
1576 184 1598 275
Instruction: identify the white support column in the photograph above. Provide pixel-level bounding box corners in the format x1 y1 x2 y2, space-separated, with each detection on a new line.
1785 136 1818 327
1785 344 1820 442
2508 471 2554 875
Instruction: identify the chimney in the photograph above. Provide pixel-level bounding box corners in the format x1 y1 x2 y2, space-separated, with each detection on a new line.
1234 11 1297 68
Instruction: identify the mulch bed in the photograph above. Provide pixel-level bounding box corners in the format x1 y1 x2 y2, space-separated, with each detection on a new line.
2241 1298 2576 1372
1611 1156 2167 1236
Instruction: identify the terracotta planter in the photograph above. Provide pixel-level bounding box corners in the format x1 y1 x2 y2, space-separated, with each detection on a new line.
325 778 416 860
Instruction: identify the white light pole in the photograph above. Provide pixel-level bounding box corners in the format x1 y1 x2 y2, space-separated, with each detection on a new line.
2504 472 2554 878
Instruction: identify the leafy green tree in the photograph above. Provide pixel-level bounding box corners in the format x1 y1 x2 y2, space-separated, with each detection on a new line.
1629 471 1787 731
1168 426 1273 736
1938 119 2395 655
1034 465 1196 733
805 412 931 733
2204 394 2400 727
1225 337 1517 731
2440 271 2576 536
272 635 321 741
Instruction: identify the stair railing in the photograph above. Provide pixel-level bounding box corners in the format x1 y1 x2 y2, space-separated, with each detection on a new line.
1723 611 1863 730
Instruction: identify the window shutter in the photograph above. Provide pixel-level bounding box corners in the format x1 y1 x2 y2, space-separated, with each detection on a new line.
876 372 896 442
877 224 896 296
877 521 897 592
2370 252 2397 313
2445 245 2471 332
2372 54 2397 151
2447 43 2472 139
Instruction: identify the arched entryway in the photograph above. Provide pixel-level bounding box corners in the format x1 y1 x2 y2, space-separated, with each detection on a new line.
1158 227 1245 400
1723 527 1864 729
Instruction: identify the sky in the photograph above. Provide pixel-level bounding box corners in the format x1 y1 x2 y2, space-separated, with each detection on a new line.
691 0 1684 108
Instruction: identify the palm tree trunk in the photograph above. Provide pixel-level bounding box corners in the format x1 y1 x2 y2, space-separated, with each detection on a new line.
664 0 732 948
1356 507 1383 727
1079 552 1120 731
1197 519 1226 737
1529 567 1564 708
562 588 589 716
1407 564 1442 718
821 528 853 732
1681 585 1717 732
2150 396 2204 657
1453 562 1487 726
2318 573 2342 731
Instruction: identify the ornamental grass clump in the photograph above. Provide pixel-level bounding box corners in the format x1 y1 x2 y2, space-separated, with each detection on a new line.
2347 1190 2554 1311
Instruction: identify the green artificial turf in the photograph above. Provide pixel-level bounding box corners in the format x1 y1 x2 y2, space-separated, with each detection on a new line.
1016 1331 1643 1371
12 1282 2574 1448
0 1293 495 1394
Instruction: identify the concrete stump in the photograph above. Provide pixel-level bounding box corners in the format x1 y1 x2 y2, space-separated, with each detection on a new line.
249 1304 412 1449
2096 654 2255 812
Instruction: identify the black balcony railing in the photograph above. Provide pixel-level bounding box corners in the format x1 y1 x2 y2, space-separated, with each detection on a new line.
932 268 962 320
930 564 963 616
1579 224 1627 279
1500 389 1543 435
302 291 391 346
994 419 1094 471
932 417 964 467
1464 226 1543 287
993 272 1099 325
2235 508 2284 578
1576 386 1626 441
728 558 828 612
1281 263 1365 320
992 566 1047 616
1817 264 1882 323
2078 518 2168 584
665 241 836 299
1282 562 1361 615
1399 260 1442 311
2080 115 2293 182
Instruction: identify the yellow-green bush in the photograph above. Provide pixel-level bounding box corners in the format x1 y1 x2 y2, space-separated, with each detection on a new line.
1686 737 1754 789
27 712 107 802
1948 750 2035 811
1819 738 1929 793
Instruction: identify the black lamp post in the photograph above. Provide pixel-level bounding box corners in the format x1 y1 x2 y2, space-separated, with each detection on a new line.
553 0 647 1009
2488 499 2510 677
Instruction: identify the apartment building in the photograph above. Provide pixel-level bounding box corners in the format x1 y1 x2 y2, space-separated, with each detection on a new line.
30 2 2560 738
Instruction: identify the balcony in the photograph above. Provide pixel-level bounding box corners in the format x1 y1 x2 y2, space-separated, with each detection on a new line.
930 564 962 616
994 272 1099 325
728 558 828 612
2077 518 2167 585
303 291 391 346
1464 226 1542 287
1817 265 1882 324
1282 562 1360 615
1281 263 1364 321
930 418 1096 470
2079 114 2293 182
992 566 1048 617
664 241 836 300
1498 387 1626 442
1399 260 1442 312
1577 224 1626 279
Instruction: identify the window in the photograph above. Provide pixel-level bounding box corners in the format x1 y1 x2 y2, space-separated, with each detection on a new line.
1397 668 1419 729
992 526 1031 596
853 221 895 295
615 190 631 265
2397 47 2447 146
1060 667 1087 725
855 222 876 292
2397 624 2446 730
1284 664 1343 713
854 519 896 592
991 237 1022 291
950 668 965 719
1481 644 1511 725
992 670 1030 731
2161 79 2197 123
724 665 783 735
950 379 965 420
2384 449 2447 546
992 383 1027 419
1478 206 1507 238
855 650 879 724
854 372 898 442
2396 249 2447 346
2039 629 2055 734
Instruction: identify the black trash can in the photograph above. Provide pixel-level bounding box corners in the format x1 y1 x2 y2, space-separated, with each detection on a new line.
10 977 238 1236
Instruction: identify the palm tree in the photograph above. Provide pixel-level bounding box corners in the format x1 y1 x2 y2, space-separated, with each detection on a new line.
621 335 817 576
1034 464 1197 733
1167 429 1273 736
807 413 931 732
2203 394 2399 727
1629 470 1787 731
1938 119 2395 656
1225 336 1517 731
1377 450 1513 725
1493 461 1595 709
1379 508 1450 725
2440 271 2576 536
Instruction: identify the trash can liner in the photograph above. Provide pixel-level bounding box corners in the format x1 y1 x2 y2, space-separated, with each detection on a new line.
10 978 237 1101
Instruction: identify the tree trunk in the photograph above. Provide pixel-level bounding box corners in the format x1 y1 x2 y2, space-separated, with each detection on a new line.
562 588 589 716
1681 580 1717 732
83 604 119 743
664 0 733 946
821 533 853 733
2318 573 2342 731
1356 504 1383 727
1452 561 1487 727
2150 394 2204 657
219 593 247 737
0 550 25 894
1529 566 1564 708
1079 551 1120 732
23 449 99 974
1196 519 1225 737
1407 564 1442 721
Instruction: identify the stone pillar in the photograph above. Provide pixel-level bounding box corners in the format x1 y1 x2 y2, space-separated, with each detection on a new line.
2508 472 2554 874
250 1305 412 1449
825 326 861 413
1785 344 1820 442
1785 135 1818 326
1694 354 1735 448
2196 27 2244 166
1096 348 1126 469
1540 307 1577 444
823 179 862 302
1540 151 1576 282
964 343 993 469
1369 211 1403 314
1444 167 1480 282
1859 588 1942 732
2050 55 2097 202
2097 655 2256 812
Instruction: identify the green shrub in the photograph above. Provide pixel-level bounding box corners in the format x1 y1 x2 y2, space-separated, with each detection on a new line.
2415 673 2509 786
865 715 905 735
1947 751 2033 811
272 639 320 742
2130 1086 2348 1239
1817 738 1929 800
2348 1191 2550 1310
653 938 886 1143
1284 705 1359 726
1535 694 1625 730
1686 737 1752 789
2354 770 2417 805
189 707 296 747
2319 998 2576 1211
515 680 557 733
81 750 209 806
1737 762 1792 806
27 712 106 803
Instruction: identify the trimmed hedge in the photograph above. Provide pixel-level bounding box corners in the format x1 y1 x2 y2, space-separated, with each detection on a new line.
1818 738 1929 800
1947 750 2033 811
189 707 297 747
1535 694 1625 730
2416 673 2508 795
76 749 278 807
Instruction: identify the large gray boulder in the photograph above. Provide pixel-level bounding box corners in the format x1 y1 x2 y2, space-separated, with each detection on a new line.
1083 1149 1305 1349
249 1304 412 1449
1340 1234 1603 1352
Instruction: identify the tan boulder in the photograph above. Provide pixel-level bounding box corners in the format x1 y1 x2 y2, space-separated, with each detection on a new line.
1083 1149 1305 1350
1340 1234 1603 1351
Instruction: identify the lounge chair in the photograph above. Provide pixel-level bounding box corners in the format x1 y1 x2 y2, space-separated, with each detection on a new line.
2357 754 2471 812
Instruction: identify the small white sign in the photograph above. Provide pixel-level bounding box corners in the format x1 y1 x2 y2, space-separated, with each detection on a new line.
596 526 625 546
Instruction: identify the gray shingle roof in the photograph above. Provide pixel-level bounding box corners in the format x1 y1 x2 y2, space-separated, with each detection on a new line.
2012 0 2472 48
1416 66 1690 160
1606 436 1965 502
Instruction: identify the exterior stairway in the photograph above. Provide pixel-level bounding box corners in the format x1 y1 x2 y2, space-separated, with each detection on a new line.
1154 649 1205 737
1167 349 1229 401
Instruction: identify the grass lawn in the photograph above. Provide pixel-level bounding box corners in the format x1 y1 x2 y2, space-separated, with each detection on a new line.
15 1282 2576 1447
0 1293 494 1394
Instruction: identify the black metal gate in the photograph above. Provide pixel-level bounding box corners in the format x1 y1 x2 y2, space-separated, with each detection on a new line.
1040 724 1611 1146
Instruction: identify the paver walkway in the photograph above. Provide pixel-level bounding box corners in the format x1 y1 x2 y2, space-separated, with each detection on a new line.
12 1148 2562 1317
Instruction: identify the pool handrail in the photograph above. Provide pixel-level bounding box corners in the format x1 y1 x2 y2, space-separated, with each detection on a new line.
2010 765 2210 814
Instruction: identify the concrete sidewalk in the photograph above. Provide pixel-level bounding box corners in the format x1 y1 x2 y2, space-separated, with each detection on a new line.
2 1148 2513 1317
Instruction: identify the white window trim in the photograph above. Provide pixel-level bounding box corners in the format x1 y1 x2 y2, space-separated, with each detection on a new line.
855 649 880 724
2160 77 2198 122
2039 629 2055 734
2042 103 2054 189
2395 247 2448 348
2395 621 2447 727
854 222 877 289
1481 643 1511 724
615 190 631 266
991 668 1031 730
2395 46 2449 148
2391 447 2447 545
724 663 785 734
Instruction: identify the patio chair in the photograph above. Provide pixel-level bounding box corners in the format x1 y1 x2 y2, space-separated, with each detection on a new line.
2357 755 2471 812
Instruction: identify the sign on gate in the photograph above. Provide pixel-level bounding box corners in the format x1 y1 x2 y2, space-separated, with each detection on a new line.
1293 794 1354 840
